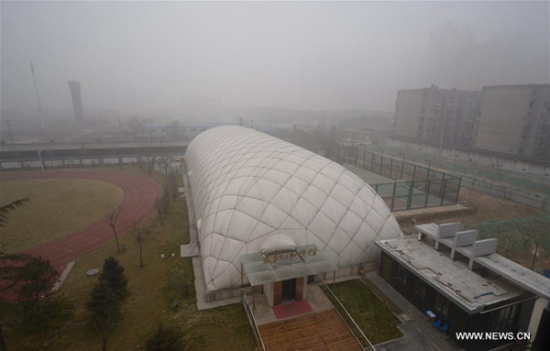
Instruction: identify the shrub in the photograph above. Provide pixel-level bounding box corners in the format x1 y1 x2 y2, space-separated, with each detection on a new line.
145 322 185 351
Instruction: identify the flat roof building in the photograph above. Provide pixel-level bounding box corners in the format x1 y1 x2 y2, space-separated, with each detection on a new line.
375 223 550 350
394 87 482 148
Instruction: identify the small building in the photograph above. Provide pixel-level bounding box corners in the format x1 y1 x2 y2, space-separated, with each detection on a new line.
375 223 550 351
185 126 403 305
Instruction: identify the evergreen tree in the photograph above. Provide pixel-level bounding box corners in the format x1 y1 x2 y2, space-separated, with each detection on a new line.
98 257 128 300
145 322 185 351
86 282 121 351
0 253 58 308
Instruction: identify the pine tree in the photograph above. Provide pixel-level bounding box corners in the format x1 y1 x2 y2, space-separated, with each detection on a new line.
87 282 121 351
98 257 128 300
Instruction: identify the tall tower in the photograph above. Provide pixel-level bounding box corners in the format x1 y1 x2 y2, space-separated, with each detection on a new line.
68 80 84 123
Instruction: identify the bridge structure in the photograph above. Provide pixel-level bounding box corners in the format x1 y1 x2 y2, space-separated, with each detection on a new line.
0 140 189 170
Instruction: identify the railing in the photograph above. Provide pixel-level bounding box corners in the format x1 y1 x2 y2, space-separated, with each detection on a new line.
241 289 266 351
334 146 462 212
317 276 376 351
461 177 550 212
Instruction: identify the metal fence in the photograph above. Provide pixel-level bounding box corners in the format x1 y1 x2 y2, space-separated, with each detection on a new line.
461 177 550 212
337 146 461 212
241 290 266 351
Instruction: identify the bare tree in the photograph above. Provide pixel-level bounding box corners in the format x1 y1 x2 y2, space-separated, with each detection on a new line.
154 155 171 175
155 195 164 225
148 155 155 174
136 148 145 171
162 184 171 214
130 222 149 267
101 207 123 253
167 173 179 203
128 116 145 141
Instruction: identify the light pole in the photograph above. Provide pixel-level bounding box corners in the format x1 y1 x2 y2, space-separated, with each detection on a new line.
119 119 123 141
30 61 46 131
4 120 14 143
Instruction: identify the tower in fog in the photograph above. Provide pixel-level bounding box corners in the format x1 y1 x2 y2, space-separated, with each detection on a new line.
68 80 84 123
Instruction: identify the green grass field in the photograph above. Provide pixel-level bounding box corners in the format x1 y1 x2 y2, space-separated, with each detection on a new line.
3 169 256 351
0 179 124 252
323 279 402 345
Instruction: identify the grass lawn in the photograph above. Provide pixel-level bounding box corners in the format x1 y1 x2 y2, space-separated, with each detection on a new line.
323 279 402 346
0 179 124 252
3 169 256 351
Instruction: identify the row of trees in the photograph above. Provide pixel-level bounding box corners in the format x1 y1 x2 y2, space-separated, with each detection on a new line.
1 169 184 350
90 171 184 350
101 172 178 268
157 173 179 225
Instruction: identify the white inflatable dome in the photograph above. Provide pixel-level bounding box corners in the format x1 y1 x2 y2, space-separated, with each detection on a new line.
186 126 402 292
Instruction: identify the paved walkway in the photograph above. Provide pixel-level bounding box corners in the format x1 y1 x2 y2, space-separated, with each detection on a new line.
250 284 333 326
259 309 363 351
364 272 463 351
1 170 162 272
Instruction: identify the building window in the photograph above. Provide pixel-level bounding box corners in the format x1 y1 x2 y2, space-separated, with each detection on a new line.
394 264 408 285
414 278 427 299
435 292 450 318
490 304 521 332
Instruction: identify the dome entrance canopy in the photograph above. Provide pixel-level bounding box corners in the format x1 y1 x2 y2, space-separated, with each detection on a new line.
240 244 338 286
260 233 296 254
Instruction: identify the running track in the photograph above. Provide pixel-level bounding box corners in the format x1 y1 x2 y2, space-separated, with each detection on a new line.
0 170 162 273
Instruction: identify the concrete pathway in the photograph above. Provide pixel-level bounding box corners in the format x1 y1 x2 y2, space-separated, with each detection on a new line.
250 284 334 326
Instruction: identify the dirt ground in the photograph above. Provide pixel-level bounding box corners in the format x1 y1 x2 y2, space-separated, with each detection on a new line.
398 188 544 231
398 189 549 272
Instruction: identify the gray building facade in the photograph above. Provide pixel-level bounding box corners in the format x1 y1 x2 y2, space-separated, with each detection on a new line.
475 84 549 160
393 84 550 161
394 87 483 148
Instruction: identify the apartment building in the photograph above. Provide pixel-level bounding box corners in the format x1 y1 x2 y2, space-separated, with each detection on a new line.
474 85 549 160
394 87 483 148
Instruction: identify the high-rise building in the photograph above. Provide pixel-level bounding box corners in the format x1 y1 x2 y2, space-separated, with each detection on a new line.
474 85 549 160
393 87 483 148
68 80 84 123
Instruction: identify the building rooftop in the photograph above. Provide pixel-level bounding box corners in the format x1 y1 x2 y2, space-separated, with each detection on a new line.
482 84 549 91
415 222 550 300
375 237 525 314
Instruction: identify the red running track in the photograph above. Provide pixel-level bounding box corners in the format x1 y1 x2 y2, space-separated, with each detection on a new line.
0 170 162 273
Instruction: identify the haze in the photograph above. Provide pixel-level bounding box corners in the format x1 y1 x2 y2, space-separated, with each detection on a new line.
1 0 549 119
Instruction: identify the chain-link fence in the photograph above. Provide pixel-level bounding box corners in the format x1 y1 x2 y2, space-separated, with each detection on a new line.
461 177 550 212
335 146 461 212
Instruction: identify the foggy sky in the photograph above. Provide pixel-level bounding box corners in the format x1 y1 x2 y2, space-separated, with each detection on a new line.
1 1 549 116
